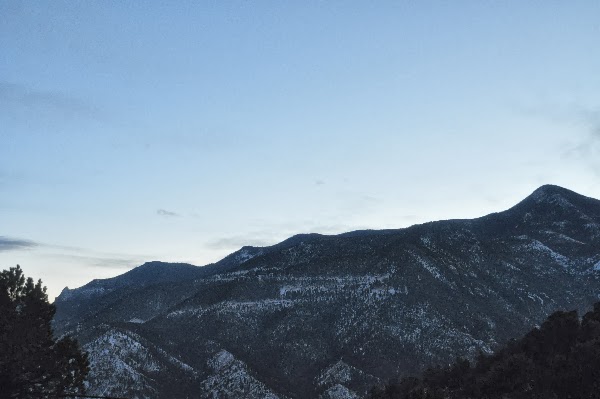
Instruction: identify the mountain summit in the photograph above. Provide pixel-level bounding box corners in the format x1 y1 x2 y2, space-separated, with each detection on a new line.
54 185 600 398
515 184 599 211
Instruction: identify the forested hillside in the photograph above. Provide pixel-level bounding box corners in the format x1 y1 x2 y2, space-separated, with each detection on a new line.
370 302 600 399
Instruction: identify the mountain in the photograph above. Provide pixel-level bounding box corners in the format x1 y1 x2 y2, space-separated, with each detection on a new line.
54 185 600 398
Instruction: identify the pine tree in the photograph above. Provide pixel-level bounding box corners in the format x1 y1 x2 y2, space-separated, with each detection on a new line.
0 265 89 398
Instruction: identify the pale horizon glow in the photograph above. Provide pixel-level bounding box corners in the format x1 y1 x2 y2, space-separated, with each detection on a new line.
1 2 600 300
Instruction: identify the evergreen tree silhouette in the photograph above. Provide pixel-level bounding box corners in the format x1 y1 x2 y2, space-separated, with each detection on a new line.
0 265 89 398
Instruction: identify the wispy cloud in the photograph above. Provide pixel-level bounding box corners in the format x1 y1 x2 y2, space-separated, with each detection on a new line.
561 108 600 173
0 236 38 252
206 221 370 252
0 81 104 122
0 237 146 270
46 253 142 269
157 208 180 217
516 100 600 175
40 242 147 270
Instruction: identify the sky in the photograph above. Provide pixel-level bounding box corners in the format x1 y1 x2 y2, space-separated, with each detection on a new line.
1 1 600 300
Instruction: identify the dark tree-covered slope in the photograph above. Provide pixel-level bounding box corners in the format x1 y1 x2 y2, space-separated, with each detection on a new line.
53 185 600 398
369 302 600 399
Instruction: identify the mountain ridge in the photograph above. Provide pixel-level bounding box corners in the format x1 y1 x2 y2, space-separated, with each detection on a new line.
53 184 600 398
56 184 600 301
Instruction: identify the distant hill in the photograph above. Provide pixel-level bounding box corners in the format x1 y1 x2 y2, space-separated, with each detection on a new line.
54 185 600 398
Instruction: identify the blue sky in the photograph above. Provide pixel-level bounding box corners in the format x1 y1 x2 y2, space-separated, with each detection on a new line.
1 1 600 299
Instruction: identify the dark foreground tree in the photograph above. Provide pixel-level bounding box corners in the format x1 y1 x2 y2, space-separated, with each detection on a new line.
0 265 89 398
370 302 600 399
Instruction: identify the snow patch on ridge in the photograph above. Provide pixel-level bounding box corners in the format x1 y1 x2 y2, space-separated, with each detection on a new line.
201 350 282 398
236 248 262 264
208 350 235 372
526 240 570 268
317 360 353 387
319 384 359 399
411 252 451 286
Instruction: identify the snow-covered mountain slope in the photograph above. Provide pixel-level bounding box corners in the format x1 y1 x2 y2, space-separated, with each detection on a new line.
200 350 283 399
54 185 600 398
81 326 198 399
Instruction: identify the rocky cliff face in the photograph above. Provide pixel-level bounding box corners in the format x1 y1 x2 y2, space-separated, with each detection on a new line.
54 185 600 398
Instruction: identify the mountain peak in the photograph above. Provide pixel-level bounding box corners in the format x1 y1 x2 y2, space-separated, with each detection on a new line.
529 184 576 203
496 184 600 232
522 185 600 213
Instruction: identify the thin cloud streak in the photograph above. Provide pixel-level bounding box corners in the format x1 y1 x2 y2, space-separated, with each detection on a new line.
157 209 180 217
561 108 600 175
0 81 104 122
513 101 600 163
40 243 148 270
206 221 373 252
46 253 142 270
3 238 148 270
0 236 38 252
